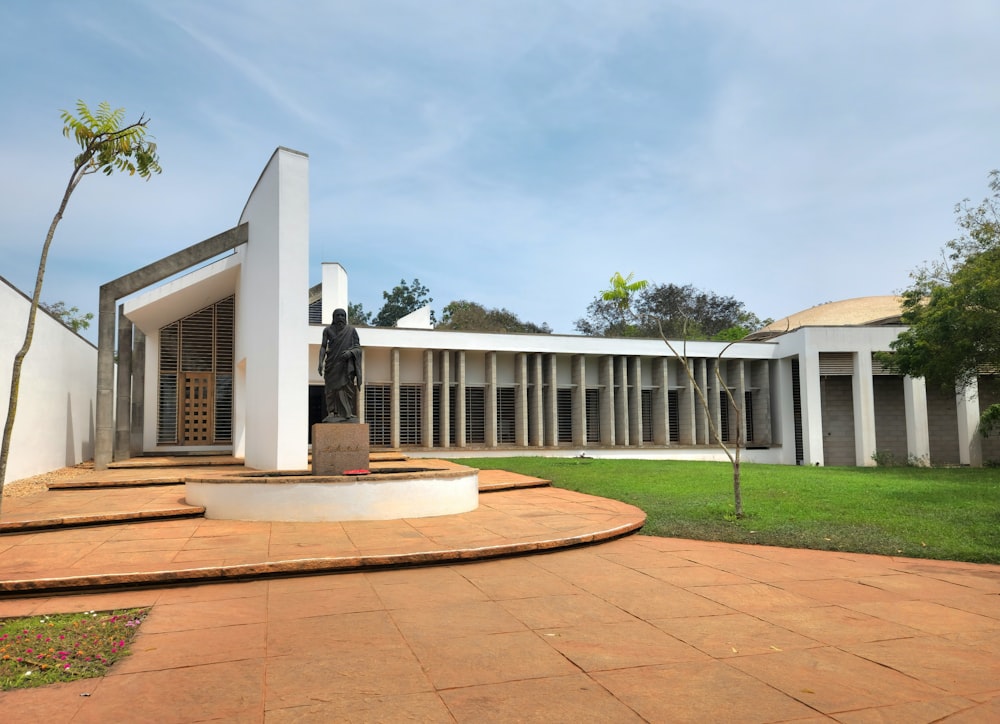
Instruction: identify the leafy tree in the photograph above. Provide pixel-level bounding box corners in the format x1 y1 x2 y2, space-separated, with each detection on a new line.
347 301 372 326
437 300 552 334
886 170 1000 436
601 271 747 518
40 300 93 333
1 102 160 508
371 278 435 327
576 281 767 340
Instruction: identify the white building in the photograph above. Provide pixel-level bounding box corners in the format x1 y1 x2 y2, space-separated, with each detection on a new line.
83 149 1000 471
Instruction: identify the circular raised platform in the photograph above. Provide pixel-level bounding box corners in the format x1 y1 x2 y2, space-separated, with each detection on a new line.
185 465 479 522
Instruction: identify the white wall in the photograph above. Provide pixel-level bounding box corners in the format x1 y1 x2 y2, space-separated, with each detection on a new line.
235 148 310 470
0 278 97 484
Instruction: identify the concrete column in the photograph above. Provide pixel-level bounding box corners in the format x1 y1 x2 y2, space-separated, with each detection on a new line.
736 360 747 445
321 262 348 326
599 355 615 446
956 379 982 466
572 355 586 447
903 375 930 466
390 348 400 449
456 351 467 447
708 359 722 444
694 358 708 444
130 328 146 456
486 351 498 447
439 351 450 448
852 351 877 466
530 354 544 447
614 356 629 446
114 306 132 462
515 353 528 447
422 350 434 448
799 348 825 466
628 356 642 447
651 357 668 445
544 353 558 446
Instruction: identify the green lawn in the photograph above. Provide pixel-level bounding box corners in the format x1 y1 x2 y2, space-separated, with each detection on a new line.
455 458 1000 564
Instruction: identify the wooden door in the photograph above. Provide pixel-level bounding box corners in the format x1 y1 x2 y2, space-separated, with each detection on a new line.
181 372 215 444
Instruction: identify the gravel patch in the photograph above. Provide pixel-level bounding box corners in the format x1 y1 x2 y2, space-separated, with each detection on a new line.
2 464 92 498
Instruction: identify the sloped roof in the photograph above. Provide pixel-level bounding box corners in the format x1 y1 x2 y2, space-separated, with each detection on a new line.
745 296 906 341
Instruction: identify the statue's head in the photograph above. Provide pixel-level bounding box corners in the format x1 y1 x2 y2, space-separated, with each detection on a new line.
332 308 347 329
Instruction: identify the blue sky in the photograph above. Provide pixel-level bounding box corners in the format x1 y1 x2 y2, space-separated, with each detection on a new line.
2 0 998 342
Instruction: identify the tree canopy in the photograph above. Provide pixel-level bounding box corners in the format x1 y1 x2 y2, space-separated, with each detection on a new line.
371 278 435 327
888 170 1000 402
576 281 768 340
40 301 93 332
436 300 551 334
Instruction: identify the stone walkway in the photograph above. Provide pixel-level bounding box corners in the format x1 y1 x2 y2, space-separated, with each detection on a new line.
0 461 998 722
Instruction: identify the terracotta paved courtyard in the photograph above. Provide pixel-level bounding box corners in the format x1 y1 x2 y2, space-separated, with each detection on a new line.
0 461 998 722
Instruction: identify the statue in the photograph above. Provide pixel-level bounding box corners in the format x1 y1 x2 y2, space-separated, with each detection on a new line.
318 308 362 423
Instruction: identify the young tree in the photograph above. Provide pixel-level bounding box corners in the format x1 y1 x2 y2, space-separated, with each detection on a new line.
40 300 94 333
1 102 160 507
601 271 747 518
437 300 552 333
886 170 1000 436
371 278 435 327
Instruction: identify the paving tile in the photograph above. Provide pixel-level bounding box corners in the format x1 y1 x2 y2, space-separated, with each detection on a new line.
266 692 453 722
139 593 268 634
440 673 645 723
845 636 1000 695
267 578 391 620
0 677 95 721
694 582 828 613
390 599 528 641
725 646 942 715
538 619 709 671
847 600 1000 635
368 566 490 610
265 645 431 707
832 696 982 724
756 604 924 646
856 572 991 600
778 578 906 605
652 612 821 657
71 658 265 724
115 622 267 674
593 660 818 723
498 592 636 629
154 580 269 604
408 630 579 689
266 610 405 657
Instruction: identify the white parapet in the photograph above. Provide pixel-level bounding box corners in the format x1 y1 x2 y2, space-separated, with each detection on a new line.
185 467 479 522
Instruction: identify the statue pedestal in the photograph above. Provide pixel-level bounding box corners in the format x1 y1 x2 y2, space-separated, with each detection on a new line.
312 423 370 475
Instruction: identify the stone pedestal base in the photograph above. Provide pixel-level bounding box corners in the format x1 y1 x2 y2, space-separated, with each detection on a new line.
312 423 370 475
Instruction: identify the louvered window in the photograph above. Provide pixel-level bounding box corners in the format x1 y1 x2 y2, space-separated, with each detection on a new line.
819 352 853 375
465 387 486 444
432 385 443 446
366 384 391 446
744 390 754 443
792 358 804 463
308 298 322 325
557 388 572 443
640 389 652 443
585 388 600 443
157 296 233 445
497 387 516 444
720 390 730 443
668 390 680 443
399 385 422 445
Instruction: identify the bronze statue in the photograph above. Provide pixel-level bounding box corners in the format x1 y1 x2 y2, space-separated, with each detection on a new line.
318 308 362 422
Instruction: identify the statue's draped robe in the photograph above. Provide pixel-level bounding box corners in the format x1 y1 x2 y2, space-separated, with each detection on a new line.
321 324 362 420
